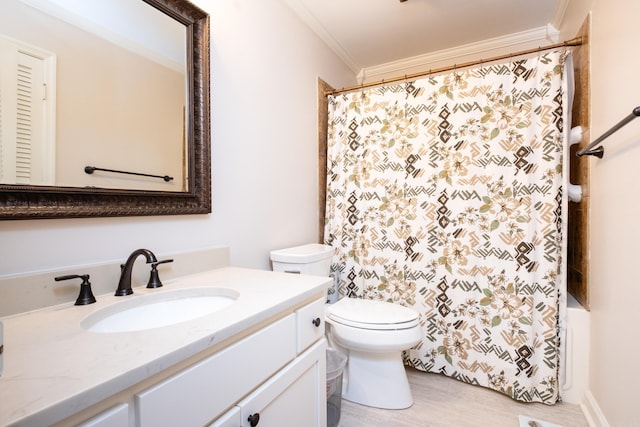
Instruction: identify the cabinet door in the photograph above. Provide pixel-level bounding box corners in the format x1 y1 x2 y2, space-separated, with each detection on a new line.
238 339 326 427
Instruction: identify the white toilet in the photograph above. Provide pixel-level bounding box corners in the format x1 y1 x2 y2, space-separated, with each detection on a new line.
325 298 421 409
270 243 422 410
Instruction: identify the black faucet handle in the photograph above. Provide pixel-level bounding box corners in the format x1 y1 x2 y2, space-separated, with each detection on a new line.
146 259 174 289
55 274 97 305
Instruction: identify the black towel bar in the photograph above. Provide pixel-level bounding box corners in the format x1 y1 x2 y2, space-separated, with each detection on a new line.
577 106 640 158
84 166 173 182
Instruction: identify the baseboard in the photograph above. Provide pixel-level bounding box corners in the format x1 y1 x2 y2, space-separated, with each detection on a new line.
581 390 610 427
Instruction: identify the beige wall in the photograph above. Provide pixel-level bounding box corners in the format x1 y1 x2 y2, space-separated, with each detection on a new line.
560 0 640 425
587 0 640 425
0 0 354 276
55 34 186 191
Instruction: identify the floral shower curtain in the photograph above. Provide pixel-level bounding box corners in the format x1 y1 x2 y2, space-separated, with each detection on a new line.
324 51 568 404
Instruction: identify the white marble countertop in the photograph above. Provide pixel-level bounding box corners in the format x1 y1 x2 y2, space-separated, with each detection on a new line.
0 267 329 427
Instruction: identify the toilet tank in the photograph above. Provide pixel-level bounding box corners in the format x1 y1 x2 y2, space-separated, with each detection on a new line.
270 243 334 276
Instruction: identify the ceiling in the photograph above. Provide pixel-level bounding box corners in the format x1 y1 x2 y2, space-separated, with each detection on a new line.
283 0 567 74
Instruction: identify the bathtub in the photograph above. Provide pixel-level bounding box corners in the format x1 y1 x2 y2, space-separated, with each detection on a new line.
560 294 590 404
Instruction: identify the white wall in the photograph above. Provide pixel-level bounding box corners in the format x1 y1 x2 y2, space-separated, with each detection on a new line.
584 1 640 425
560 0 640 425
0 0 355 276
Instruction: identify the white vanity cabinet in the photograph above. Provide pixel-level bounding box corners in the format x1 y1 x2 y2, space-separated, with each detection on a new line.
137 297 327 427
2 267 332 427
135 314 298 426
58 296 327 427
209 297 327 427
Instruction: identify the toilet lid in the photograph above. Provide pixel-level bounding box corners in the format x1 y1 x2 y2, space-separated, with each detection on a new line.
326 298 419 330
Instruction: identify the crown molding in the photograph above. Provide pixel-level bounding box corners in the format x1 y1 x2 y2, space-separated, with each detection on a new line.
281 0 360 73
551 0 571 30
358 24 561 83
283 0 569 81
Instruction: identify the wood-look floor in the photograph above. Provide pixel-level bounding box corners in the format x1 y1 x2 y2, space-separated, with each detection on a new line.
337 368 588 427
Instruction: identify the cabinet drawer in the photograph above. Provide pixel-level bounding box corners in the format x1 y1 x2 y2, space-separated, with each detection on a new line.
296 298 325 353
78 404 128 427
136 314 296 427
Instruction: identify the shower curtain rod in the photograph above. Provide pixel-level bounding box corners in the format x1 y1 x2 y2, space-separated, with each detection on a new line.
325 36 584 96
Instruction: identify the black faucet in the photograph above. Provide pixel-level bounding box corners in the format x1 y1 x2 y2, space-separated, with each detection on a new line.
55 274 97 305
115 249 157 296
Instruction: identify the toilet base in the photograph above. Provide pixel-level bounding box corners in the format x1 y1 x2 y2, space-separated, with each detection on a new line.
342 350 414 409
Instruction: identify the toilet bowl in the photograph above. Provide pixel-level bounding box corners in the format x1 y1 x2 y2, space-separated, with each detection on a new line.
325 297 422 409
270 244 422 410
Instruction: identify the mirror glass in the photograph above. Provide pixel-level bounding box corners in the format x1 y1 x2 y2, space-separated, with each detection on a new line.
0 0 211 219
0 0 187 192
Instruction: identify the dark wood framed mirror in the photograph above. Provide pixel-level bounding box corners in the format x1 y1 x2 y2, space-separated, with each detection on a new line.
0 0 210 219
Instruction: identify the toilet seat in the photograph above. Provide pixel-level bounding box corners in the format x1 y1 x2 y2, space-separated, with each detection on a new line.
326 298 419 330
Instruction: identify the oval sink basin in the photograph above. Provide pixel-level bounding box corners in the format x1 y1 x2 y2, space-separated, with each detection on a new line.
82 287 239 333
